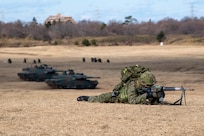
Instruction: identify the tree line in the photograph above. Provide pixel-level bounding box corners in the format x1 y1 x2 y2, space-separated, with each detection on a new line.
0 16 204 42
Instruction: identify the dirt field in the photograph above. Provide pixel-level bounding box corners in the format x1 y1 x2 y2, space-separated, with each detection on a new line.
0 45 204 136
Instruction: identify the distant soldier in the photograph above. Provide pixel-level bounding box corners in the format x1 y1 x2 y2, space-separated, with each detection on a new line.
107 59 110 63
77 65 165 105
91 58 94 62
8 58 12 64
82 57 86 62
98 58 102 63
23 58 27 63
94 58 97 62
38 58 41 63
91 57 97 62
33 60 36 64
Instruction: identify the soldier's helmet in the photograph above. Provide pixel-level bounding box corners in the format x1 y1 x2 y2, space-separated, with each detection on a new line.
121 67 132 82
138 71 156 86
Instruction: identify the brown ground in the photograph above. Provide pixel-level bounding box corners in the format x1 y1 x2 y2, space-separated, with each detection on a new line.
0 45 204 136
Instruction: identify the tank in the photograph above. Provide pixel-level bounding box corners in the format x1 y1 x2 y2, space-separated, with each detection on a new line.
45 69 100 89
17 64 58 81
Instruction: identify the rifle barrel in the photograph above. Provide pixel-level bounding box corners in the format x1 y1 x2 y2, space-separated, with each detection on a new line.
163 87 183 91
163 87 194 91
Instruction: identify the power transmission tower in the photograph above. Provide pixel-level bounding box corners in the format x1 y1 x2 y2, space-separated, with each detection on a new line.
94 7 99 21
191 3 194 18
0 10 4 22
96 7 99 21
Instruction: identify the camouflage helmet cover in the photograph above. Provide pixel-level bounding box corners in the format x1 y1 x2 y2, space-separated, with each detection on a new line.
138 71 156 86
121 65 151 82
121 67 132 82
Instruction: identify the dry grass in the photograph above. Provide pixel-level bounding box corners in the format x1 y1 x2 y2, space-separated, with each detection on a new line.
1 35 204 48
0 38 48 47
0 44 204 136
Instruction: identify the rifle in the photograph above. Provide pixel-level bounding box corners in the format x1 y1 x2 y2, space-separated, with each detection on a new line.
142 86 194 105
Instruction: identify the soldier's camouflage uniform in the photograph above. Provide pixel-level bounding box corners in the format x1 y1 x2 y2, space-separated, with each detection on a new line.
78 65 163 105
88 79 148 104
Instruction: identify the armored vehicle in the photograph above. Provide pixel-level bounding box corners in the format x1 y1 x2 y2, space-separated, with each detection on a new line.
45 69 99 89
17 64 58 81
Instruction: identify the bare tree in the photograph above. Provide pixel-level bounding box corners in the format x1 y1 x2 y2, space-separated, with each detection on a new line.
0 16 204 42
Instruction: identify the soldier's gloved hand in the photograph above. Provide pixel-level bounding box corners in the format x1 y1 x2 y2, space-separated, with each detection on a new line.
152 86 165 99
146 90 153 98
152 91 164 98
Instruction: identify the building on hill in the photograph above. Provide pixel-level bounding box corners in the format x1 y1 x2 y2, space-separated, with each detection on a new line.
44 13 75 24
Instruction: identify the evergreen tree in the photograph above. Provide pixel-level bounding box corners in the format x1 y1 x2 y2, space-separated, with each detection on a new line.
157 31 166 42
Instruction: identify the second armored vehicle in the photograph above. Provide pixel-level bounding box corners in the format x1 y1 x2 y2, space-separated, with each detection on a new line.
17 64 58 81
45 69 99 89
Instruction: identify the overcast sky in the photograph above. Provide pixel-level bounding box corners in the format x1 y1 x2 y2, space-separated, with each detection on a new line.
0 0 203 24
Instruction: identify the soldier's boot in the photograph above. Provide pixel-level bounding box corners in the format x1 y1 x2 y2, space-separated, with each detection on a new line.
77 96 89 101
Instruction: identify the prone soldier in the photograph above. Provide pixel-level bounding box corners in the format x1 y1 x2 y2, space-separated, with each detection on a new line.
77 65 165 105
